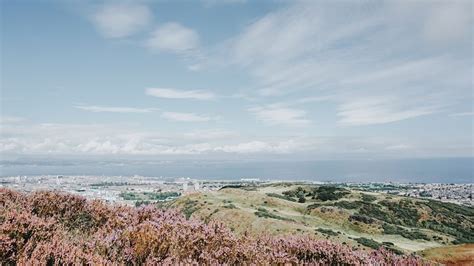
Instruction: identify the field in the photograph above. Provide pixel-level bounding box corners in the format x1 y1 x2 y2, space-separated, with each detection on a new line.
170 183 473 263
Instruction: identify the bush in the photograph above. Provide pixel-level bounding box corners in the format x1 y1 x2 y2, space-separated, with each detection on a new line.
312 186 349 201
254 208 294 222
298 195 306 203
356 237 381 249
266 193 297 202
315 228 339 236
349 214 375 224
361 194 377 202
382 223 429 241
223 204 237 209
334 200 364 209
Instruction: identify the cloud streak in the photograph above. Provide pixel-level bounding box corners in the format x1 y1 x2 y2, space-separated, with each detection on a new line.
249 106 311 127
146 88 215 100
161 112 216 122
75 105 158 113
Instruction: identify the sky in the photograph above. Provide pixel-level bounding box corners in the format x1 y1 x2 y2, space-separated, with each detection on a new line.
1 0 473 161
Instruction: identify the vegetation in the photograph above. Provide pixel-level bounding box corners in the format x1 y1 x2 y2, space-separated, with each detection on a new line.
120 191 180 201
315 228 339 236
379 200 420 226
90 182 130 187
265 184 473 245
168 183 473 264
283 185 350 202
361 194 377 202
382 224 429 240
223 203 237 209
135 200 151 207
0 188 427 265
349 214 376 224
334 200 364 209
356 237 382 249
419 244 474 265
220 185 258 191
254 207 294 222
266 193 297 202
311 186 349 201
182 199 200 219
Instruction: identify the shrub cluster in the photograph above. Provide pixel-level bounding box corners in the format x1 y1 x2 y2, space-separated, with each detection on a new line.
1 188 426 265
266 192 297 202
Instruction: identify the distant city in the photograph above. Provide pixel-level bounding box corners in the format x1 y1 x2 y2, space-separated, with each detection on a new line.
1 175 471 206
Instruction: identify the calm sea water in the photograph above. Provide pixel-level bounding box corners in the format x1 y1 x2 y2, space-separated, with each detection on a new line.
0 158 472 183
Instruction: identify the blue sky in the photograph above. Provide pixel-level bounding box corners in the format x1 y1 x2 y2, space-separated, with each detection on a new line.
1 0 473 160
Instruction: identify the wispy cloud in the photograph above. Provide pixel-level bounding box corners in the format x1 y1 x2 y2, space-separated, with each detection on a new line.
91 3 152 38
75 105 158 113
336 97 438 126
145 22 199 54
249 106 311 127
451 112 474 117
215 1 472 126
146 88 215 100
385 144 412 151
161 112 216 122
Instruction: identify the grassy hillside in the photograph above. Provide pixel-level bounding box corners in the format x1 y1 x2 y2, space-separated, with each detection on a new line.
0 188 425 265
170 183 473 262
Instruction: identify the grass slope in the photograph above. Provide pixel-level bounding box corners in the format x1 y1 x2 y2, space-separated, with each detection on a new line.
170 183 473 259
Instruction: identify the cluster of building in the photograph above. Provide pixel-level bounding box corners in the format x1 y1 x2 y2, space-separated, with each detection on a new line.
402 183 473 206
0 175 258 204
344 182 473 206
2 175 472 206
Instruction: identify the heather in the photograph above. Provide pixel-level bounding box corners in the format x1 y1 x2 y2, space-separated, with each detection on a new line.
0 188 427 265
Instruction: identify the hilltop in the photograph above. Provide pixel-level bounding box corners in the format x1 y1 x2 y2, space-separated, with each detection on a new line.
0 187 425 265
170 183 473 263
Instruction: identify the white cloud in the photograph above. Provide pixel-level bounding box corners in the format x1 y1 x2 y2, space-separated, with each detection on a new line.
161 112 215 122
146 88 215 100
75 105 158 113
145 22 199 54
215 139 309 154
1 122 471 157
92 3 152 38
249 106 311 127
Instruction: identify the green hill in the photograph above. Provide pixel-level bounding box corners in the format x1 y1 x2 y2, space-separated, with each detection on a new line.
170 183 473 257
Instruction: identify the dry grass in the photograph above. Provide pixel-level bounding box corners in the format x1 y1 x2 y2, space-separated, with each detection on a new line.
419 244 474 266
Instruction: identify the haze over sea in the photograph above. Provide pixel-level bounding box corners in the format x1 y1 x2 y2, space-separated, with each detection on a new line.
1 157 472 184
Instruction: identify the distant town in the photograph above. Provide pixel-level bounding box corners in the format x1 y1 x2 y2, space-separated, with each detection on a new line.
1 175 472 206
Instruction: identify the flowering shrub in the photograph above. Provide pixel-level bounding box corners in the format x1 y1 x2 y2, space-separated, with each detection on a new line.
0 188 429 265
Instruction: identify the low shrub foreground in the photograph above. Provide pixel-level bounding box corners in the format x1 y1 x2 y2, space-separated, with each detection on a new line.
0 188 427 265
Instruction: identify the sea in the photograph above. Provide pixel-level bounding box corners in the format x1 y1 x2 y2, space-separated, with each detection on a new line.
0 157 472 183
